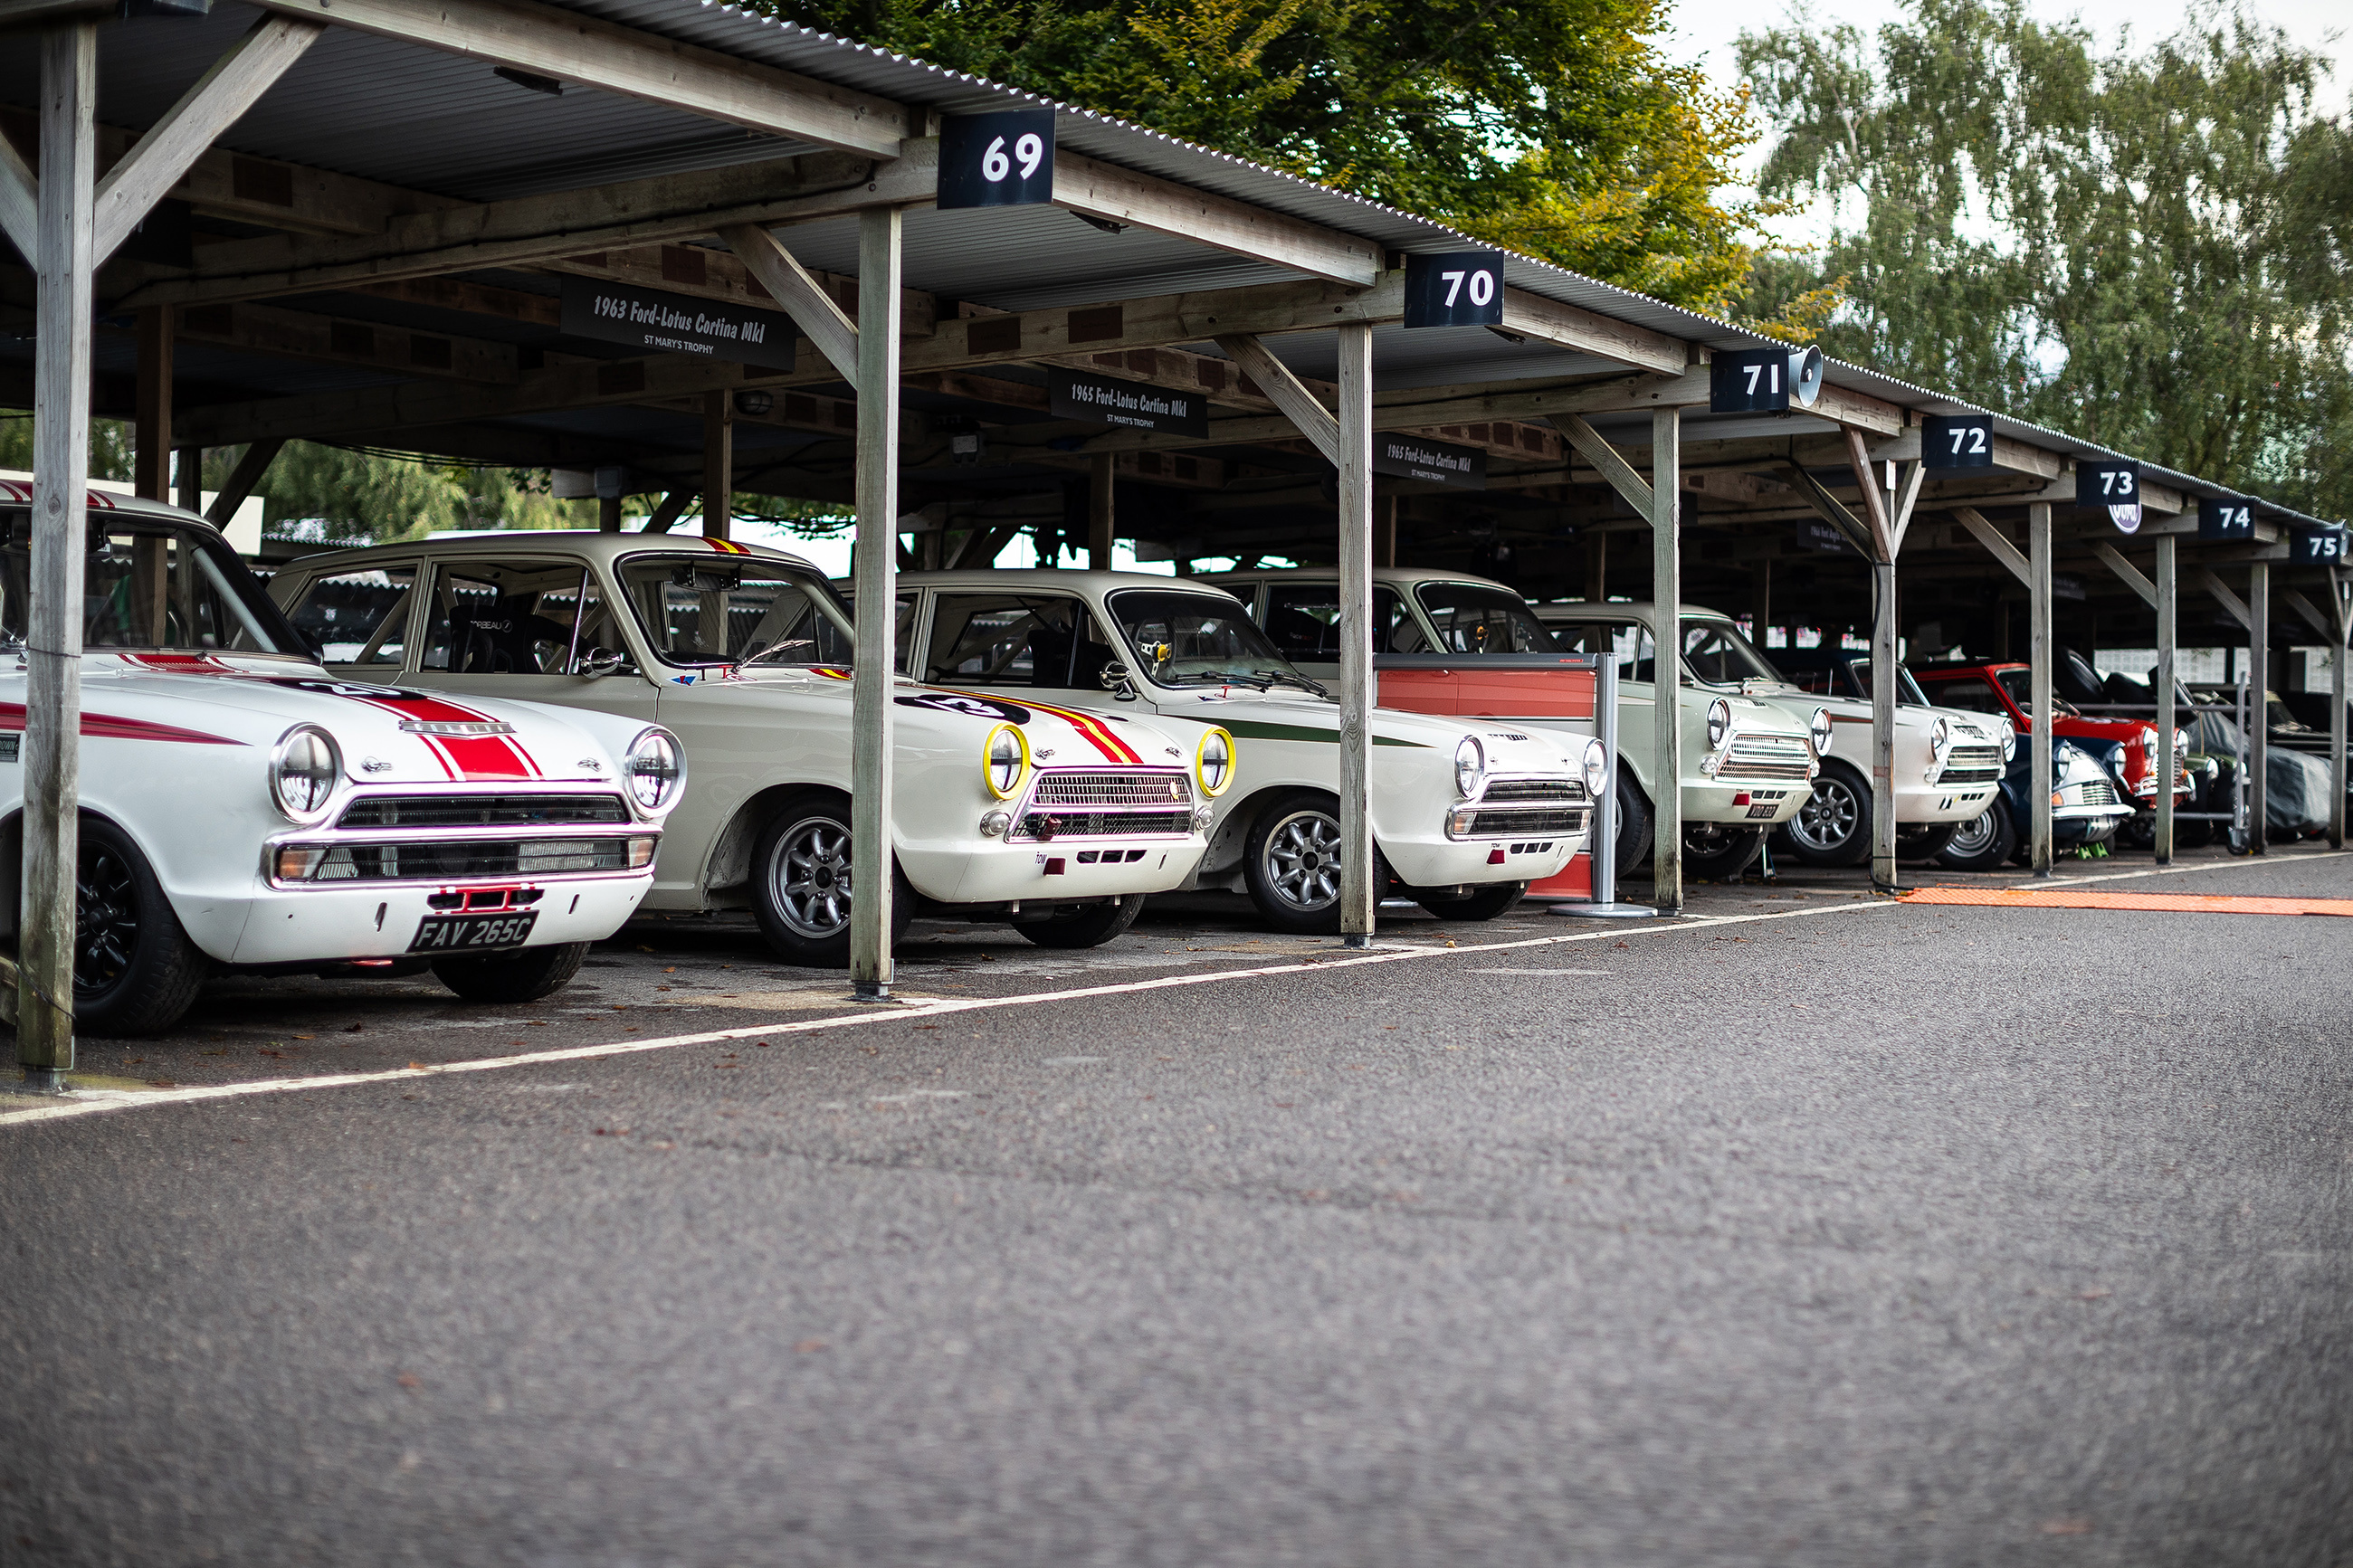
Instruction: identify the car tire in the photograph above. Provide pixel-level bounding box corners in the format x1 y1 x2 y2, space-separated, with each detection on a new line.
1935 797 2017 871
1012 893 1148 949
71 817 209 1038
433 941 587 1004
1243 792 1358 934
750 794 912 967
1681 822 1766 881
2174 816 2215 849
1784 763 1872 867
1612 768 1653 870
1896 823 1958 861
1415 882 1526 921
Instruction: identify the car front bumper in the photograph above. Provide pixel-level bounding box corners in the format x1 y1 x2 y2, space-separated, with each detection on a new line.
1681 781 1810 825
904 835 1208 906
214 872 655 965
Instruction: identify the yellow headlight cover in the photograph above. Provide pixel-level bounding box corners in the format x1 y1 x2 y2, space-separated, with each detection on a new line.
1194 725 1236 798
982 722 1030 800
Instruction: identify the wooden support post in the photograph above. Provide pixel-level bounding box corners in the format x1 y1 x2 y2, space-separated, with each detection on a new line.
1871 558 1897 892
135 307 174 501
2249 562 2268 856
2154 535 2176 864
598 495 622 532
2029 501 2053 876
1651 408 1681 913
701 391 733 540
847 204 900 1000
639 489 694 536
1087 453 1114 570
205 436 282 527
174 445 202 514
22 20 97 1086
1335 320 1375 950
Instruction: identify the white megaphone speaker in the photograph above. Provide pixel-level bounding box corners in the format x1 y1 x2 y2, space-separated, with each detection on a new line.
1786 346 1824 408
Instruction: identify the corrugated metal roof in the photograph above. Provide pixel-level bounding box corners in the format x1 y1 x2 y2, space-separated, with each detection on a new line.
1 0 2336 531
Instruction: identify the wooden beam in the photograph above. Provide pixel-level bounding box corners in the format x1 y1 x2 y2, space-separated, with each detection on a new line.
718 224 859 386
1051 148 1380 287
547 242 936 337
2196 567 2253 632
702 390 732 541
1500 286 1688 375
174 298 524 383
1843 425 1894 562
1812 381 1908 439
1550 413 1653 516
2280 587 2336 643
639 489 696 536
1949 506 2033 587
2091 540 2158 609
1784 462 1874 557
1215 334 1338 466
116 146 938 310
205 436 282 527
91 15 325 264
1887 460 1925 556
350 275 559 326
0 113 34 262
252 0 914 156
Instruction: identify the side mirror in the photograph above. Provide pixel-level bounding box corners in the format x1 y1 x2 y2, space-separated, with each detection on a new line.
576 646 630 679
1098 660 1138 701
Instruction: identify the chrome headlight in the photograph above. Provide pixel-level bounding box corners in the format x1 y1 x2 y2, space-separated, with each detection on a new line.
1194 726 1235 799
2139 725 2159 759
270 725 340 823
1706 698 1731 750
1580 736 1609 796
984 723 1029 800
1929 716 1951 757
1453 735 1485 798
1809 707 1834 755
626 727 684 815
2174 727 2189 758
1999 717 2018 761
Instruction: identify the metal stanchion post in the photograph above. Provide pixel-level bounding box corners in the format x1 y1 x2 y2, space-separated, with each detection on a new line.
1554 653 1656 918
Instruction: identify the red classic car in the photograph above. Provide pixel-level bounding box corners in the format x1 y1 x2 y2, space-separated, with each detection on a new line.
1910 661 2193 807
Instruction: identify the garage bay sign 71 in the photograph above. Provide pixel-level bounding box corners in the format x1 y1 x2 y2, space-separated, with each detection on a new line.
560 278 797 370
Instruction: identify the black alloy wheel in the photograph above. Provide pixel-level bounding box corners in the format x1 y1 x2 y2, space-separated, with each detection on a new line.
1934 797 2017 871
1414 882 1527 921
70 818 208 1037
1679 822 1766 881
1011 892 1148 949
433 942 588 1003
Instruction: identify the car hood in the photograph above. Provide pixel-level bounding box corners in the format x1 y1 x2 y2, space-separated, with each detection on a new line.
723 668 1196 768
1153 688 1579 773
76 652 622 784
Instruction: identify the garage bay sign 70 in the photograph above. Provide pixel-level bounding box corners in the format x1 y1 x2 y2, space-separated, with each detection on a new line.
560 278 797 370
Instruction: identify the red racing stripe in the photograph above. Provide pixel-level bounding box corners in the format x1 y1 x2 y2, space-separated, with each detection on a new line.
0 701 243 746
332 691 543 782
1011 698 1146 765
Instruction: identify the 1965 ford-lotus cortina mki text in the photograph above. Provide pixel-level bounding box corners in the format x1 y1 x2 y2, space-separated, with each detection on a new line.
0 484 681 1034
268 534 1215 962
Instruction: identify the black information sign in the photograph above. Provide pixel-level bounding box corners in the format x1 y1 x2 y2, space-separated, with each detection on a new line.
2076 457 2143 533
2289 524 2348 566
1710 348 1791 413
1923 413 1994 470
1046 368 1208 438
938 110 1056 209
2198 494 2255 540
1798 519 1853 555
1373 433 1485 489
1402 252 1505 329
558 276 795 370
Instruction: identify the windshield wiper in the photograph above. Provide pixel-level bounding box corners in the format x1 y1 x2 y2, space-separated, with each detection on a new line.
1254 668 1329 698
1166 669 1272 690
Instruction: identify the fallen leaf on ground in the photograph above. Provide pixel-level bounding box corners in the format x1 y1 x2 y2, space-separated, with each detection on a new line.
342 1023 365 1033
2079 1288 2112 1300
147 1079 176 1088
795 1339 827 1353
396 1373 420 1389
407 1061 429 1070
2040 1519 2091 1535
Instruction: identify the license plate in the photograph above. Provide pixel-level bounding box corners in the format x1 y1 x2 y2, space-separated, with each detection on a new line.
408 911 538 953
1746 803 1780 819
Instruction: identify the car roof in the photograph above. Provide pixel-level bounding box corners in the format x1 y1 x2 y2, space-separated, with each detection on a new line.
1526 601 1740 622
0 479 221 530
1203 566 1520 593
277 528 824 575
896 568 1248 603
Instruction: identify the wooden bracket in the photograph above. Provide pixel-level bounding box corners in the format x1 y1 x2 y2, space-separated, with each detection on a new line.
2196 567 2254 632
719 223 859 388
1785 462 1876 559
1215 334 1338 466
1549 413 1653 517
2091 541 2158 609
1953 506 2033 587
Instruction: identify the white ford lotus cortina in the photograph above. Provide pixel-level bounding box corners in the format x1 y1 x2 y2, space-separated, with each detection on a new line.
266 533 1215 964
0 485 681 1036
892 570 1602 930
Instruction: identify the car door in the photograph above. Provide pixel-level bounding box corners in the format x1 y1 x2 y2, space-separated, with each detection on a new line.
917 587 1128 718
406 552 664 732
1255 580 1414 683
276 557 425 675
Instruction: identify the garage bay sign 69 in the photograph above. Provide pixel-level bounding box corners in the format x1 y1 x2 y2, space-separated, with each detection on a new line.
560 278 797 370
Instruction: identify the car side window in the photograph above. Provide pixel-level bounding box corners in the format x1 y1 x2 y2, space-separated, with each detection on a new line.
1549 620 1653 681
284 565 418 667
421 560 593 674
926 594 1110 688
1260 584 1407 658
1925 675 2007 717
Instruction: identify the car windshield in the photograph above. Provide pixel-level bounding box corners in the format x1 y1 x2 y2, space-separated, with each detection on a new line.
0 510 299 656
1106 589 1313 689
616 556 853 668
1679 619 1786 686
1413 582 1558 655
1995 666 2079 718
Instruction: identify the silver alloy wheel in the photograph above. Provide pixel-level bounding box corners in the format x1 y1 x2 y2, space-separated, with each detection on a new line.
1262 807 1344 913
1787 774 1861 851
1946 807 1999 857
767 815 854 939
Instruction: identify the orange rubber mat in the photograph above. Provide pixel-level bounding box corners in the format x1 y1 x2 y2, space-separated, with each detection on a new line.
1900 886 2353 917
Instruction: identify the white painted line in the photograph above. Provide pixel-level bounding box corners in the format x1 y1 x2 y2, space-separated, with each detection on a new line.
1466 968 1611 976
9 848 2339 1132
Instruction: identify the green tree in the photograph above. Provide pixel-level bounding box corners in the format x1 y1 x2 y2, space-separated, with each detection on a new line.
0 413 137 482
1738 0 2353 518
757 0 1787 318
201 442 594 540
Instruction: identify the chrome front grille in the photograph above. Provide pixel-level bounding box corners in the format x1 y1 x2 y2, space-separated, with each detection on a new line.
1015 810 1193 840
1937 746 2005 784
1478 778 1587 803
2076 782 2120 807
312 838 639 880
1029 770 1194 808
337 793 630 828
1463 807 1587 837
1719 734 1815 781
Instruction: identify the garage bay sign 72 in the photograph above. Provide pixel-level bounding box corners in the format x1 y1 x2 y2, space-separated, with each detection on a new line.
559 278 797 370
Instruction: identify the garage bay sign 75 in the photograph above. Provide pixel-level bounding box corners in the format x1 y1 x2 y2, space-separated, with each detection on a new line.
559 278 798 370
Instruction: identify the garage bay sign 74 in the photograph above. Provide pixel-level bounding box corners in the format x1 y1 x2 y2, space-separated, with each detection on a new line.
559 278 797 370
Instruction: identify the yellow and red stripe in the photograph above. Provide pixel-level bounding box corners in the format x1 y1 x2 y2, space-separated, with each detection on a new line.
1014 698 1146 765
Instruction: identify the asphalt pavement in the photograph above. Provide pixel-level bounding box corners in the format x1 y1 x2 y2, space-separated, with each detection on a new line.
4 847 2350 1565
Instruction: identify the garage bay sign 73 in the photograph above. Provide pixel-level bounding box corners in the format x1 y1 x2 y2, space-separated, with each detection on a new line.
559 278 797 370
